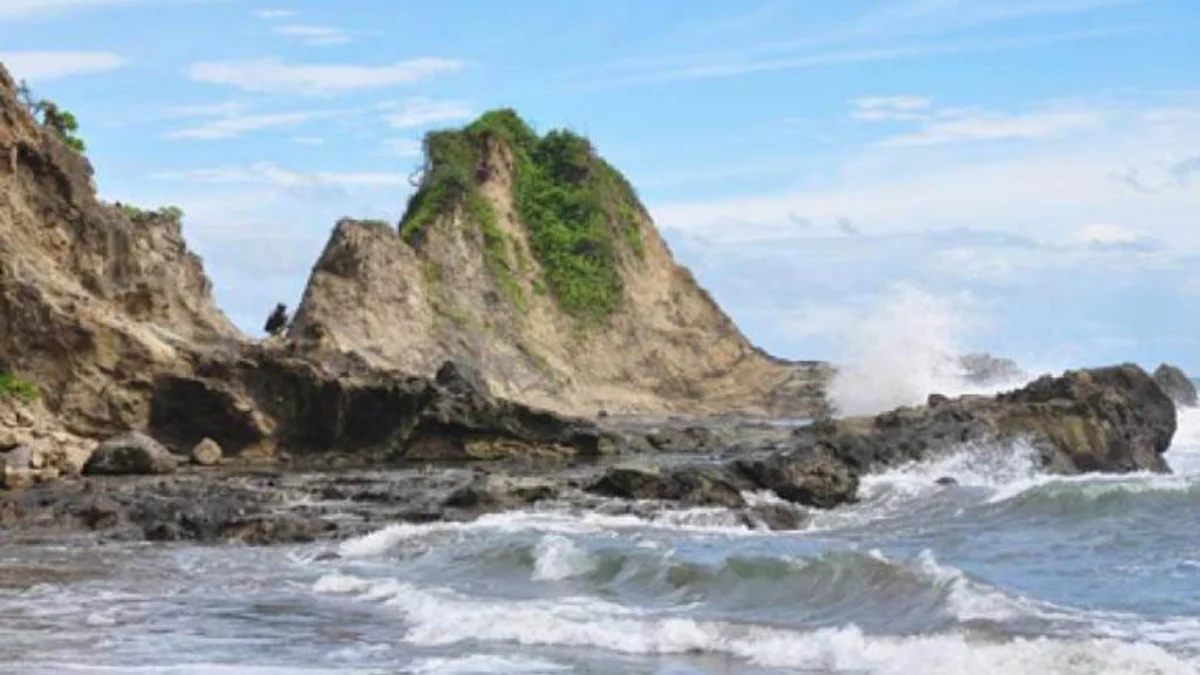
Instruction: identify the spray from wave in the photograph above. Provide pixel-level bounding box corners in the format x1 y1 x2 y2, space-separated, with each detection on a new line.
829 285 1035 417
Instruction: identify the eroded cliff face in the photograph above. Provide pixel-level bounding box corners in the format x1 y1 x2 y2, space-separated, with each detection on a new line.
290 112 829 418
0 64 239 439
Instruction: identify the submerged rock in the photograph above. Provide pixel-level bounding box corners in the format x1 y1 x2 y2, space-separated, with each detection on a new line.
83 432 179 476
1153 364 1197 407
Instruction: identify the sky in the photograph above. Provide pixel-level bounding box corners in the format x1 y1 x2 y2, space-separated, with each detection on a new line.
2 0 1198 373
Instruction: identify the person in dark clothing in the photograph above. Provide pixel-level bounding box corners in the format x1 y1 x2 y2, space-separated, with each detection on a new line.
264 303 289 337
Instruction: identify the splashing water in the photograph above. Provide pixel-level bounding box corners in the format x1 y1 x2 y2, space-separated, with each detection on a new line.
829 286 1033 416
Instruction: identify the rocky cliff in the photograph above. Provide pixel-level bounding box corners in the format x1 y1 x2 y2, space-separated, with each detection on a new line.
0 63 239 446
289 111 828 418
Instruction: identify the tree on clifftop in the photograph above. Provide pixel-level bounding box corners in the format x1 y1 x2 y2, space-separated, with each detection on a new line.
17 80 87 154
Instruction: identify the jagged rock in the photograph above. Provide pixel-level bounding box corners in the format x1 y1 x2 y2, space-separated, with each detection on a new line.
83 432 179 475
190 438 223 466
586 464 746 508
1153 364 1197 407
0 63 239 439
590 364 1176 513
148 347 610 463
287 113 832 420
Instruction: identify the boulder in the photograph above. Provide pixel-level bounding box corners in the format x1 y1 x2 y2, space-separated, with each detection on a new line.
1153 364 1197 407
83 432 179 475
733 449 858 509
190 438 223 466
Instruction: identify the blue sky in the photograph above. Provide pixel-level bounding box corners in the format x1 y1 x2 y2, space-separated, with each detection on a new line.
2 0 1199 372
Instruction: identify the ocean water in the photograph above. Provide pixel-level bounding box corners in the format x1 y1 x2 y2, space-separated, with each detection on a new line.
2 405 1200 674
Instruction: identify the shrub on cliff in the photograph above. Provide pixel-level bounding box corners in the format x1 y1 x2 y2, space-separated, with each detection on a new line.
18 80 87 154
0 372 39 403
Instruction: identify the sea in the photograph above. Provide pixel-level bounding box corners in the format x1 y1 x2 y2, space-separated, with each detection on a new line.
2 392 1200 674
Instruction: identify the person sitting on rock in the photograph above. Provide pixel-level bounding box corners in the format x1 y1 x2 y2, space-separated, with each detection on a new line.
263 303 290 337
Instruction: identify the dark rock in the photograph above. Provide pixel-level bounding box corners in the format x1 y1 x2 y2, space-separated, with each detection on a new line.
733 449 858 509
1153 364 1197 407
741 502 808 531
935 476 958 486
150 346 607 463
83 432 179 476
586 464 745 508
190 438 223 466
927 394 949 407
435 360 490 398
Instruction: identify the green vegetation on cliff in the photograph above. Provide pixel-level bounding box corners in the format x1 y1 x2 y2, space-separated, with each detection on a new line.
0 372 38 403
399 109 646 324
18 80 87 154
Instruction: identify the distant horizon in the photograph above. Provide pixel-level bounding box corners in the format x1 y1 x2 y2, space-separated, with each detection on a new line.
2 0 1197 372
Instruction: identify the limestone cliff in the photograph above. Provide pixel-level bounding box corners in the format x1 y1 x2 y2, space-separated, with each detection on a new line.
290 111 829 417
0 63 239 440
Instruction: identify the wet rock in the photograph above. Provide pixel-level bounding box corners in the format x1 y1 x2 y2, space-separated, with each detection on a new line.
741 502 808 531
1153 364 1197 407
935 476 958 487
733 449 858 509
586 464 745 508
83 432 179 476
190 438 223 466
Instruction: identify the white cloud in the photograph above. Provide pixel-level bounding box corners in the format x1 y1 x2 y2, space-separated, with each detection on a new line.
158 101 245 119
254 9 297 20
381 97 472 129
1071 222 1146 246
274 24 351 46
167 110 339 140
880 109 1105 147
154 162 407 189
650 94 1200 253
851 96 1108 146
0 51 126 81
855 95 931 111
188 58 464 95
0 0 139 20
386 138 423 157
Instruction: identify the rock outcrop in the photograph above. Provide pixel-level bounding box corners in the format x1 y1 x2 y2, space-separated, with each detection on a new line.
588 364 1176 512
147 346 612 463
0 63 239 442
288 111 829 418
1153 363 1197 407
